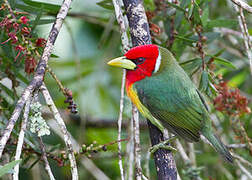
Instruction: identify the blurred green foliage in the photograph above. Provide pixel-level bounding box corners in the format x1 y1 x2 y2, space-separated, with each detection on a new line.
0 0 252 179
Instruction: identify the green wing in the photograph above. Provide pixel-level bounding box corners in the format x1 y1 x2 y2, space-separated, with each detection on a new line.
134 54 209 142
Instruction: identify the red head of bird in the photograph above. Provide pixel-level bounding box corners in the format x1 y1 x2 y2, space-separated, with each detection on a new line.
107 44 161 88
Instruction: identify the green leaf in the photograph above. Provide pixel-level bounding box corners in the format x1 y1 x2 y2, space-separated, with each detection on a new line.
180 58 201 66
201 5 209 27
166 2 187 12
248 28 252 35
199 70 209 92
213 57 236 69
51 54 59 58
31 10 43 31
174 35 197 43
30 19 55 25
16 4 42 14
191 3 202 25
17 72 29 84
96 0 113 10
206 19 237 29
180 58 201 76
144 0 155 11
180 0 191 8
22 0 61 13
27 158 40 170
213 48 225 57
0 83 15 100
0 160 22 177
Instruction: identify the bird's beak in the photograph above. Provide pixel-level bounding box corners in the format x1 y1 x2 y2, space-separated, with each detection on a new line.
107 56 136 70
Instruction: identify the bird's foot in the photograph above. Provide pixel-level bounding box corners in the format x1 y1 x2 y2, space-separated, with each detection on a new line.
149 136 177 154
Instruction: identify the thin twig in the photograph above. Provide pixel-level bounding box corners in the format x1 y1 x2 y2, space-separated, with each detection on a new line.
132 105 143 180
38 137 56 180
227 143 246 149
234 4 252 75
144 148 151 179
237 119 252 154
0 0 73 158
232 153 252 169
13 95 32 180
112 0 131 179
175 140 190 163
47 119 110 180
176 140 202 180
125 118 134 180
40 83 78 180
188 143 196 167
142 174 149 180
0 84 34 158
117 69 126 180
236 160 252 179
47 67 67 95
112 0 131 52
231 0 252 13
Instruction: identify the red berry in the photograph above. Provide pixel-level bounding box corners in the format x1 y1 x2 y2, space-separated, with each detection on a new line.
21 27 30 35
20 16 29 24
36 38 46 47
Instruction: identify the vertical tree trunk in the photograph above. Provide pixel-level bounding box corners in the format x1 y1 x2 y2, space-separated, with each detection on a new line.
122 0 177 179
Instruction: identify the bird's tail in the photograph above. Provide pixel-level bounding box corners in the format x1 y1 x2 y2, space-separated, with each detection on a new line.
202 129 233 163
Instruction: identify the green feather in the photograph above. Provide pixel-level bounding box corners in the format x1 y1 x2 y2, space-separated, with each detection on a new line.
134 46 233 162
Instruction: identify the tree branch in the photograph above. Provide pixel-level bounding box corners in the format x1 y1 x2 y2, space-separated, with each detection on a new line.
125 117 134 180
132 105 143 179
232 152 252 169
122 0 177 179
236 160 252 179
230 0 252 13
40 83 78 180
111 0 131 178
38 137 56 180
13 95 32 180
233 4 252 75
0 0 73 158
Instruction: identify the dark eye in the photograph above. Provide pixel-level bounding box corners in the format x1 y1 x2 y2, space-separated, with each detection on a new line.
134 57 146 65
138 57 145 62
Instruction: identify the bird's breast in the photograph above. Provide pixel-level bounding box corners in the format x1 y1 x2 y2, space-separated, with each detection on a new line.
126 83 148 117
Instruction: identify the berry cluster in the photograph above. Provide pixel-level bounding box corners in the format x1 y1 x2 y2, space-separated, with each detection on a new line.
214 80 251 116
64 88 78 114
0 5 46 74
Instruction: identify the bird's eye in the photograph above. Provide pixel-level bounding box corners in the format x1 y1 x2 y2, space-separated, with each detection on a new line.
134 57 145 65
138 57 145 62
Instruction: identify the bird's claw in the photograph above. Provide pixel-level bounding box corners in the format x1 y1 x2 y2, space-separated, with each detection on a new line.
149 136 177 154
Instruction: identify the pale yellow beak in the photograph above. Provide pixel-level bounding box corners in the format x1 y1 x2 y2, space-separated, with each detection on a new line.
107 56 136 70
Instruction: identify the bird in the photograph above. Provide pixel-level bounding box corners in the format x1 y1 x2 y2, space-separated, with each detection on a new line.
107 44 233 163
